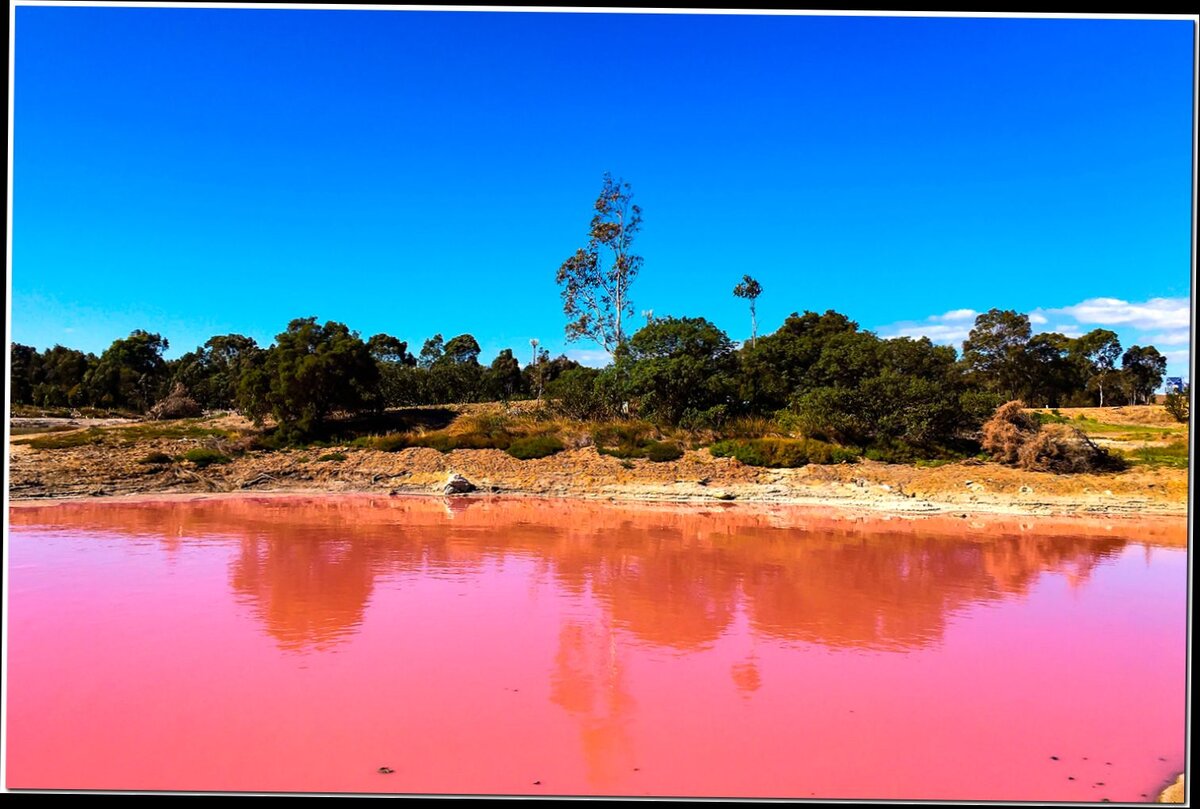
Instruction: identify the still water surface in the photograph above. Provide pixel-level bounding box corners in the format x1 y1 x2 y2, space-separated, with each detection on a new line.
6 495 1188 799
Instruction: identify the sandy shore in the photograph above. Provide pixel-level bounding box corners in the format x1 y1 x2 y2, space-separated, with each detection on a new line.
1159 773 1185 803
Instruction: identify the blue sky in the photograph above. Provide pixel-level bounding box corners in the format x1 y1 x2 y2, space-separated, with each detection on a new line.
9 7 1195 380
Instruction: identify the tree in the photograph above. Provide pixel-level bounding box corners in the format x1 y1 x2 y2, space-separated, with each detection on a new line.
486 348 524 401
83 330 171 411
523 350 579 403
239 318 380 439
556 173 643 353
35 345 94 407
1164 384 1190 423
1074 329 1122 407
733 275 763 347
616 316 738 424
418 334 445 368
961 309 1032 401
367 333 416 366
438 334 482 367
1121 345 1167 405
9 344 43 405
172 334 261 410
738 310 862 412
1025 332 1077 408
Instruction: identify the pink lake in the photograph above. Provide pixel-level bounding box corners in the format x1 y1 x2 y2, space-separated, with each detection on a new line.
4 494 1188 799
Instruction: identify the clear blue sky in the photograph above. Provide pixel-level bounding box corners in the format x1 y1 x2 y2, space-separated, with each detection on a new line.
10 7 1195 379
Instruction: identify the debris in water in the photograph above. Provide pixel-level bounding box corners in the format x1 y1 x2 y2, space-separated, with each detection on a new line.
1051 756 1059 760
533 780 542 786
378 767 394 774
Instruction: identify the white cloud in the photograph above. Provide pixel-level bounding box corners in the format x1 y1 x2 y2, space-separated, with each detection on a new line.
1038 296 1191 331
875 295 1193 385
876 309 980 345
565 348 612 368
1144 328 1191 347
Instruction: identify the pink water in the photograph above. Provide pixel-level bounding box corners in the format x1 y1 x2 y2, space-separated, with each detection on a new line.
5 495 1188 799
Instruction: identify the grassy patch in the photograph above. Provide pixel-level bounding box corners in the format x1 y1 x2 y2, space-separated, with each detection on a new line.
18 428 106 449
1126 440 1190 469
506 435 565 460
182 448 231 468
317 452 348 462
111 420 240 444
709 438 860 467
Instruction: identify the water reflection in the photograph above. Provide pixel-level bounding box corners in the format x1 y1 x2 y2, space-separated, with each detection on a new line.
8 495 1188 797
10 495 1179 656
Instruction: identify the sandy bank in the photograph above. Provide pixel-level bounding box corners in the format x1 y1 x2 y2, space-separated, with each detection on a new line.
1159 773 1185 803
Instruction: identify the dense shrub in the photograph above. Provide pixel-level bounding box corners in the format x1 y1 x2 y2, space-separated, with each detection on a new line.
593 421 657 459
547 367 624 421
709 438 859 467
183 448 231 468
643 441 684 462
506 435 566 460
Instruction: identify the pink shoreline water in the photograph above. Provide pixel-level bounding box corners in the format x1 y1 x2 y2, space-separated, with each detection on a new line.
6 495 1188 798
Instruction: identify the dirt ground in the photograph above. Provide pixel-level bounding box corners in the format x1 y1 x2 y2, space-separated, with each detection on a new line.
7 406 1189 517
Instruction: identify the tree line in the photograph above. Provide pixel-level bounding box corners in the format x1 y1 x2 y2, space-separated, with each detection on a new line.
9 173 1175 451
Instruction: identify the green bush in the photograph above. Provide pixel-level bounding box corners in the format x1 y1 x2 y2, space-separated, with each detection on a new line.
644 441 684 462
183 448 231 468
317 452 348 462
506 435 565 460
138 451 173 465
709 438 859 467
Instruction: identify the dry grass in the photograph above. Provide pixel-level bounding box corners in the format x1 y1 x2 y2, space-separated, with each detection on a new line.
1039 405 1182 428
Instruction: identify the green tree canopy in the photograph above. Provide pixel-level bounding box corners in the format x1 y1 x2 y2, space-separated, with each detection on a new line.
1121 345 1167 404
961 309 1032 400
173 334 262 410
83 330 171 411
738 310 862 412
367 333 416 366
237 318 380 438
617 316 738 424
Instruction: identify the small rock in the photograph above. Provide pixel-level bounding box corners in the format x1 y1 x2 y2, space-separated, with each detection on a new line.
1020 485 1033 494
443 473 476 495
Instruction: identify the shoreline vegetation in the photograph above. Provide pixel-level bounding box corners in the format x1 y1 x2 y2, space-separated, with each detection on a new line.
8 401 1188 520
